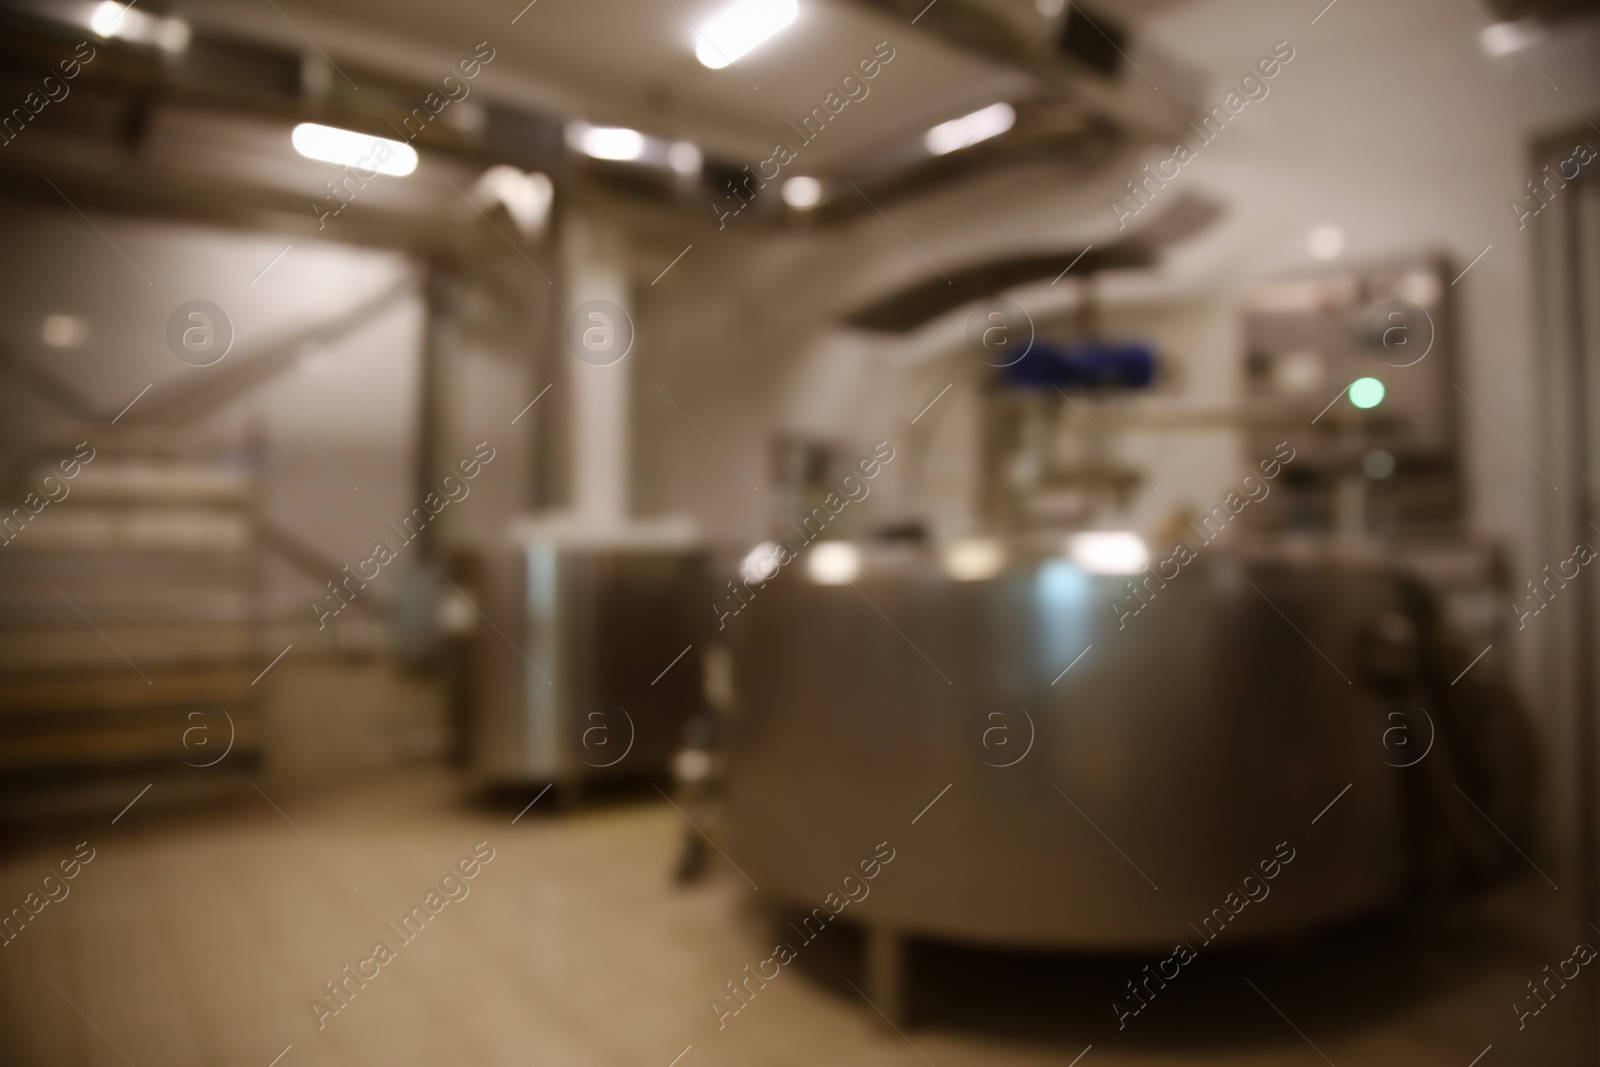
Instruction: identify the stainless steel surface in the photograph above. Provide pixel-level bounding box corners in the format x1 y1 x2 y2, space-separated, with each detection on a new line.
470 544 706 789
725 545 1409 951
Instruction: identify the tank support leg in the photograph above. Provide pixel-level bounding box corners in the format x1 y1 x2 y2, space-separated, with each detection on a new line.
864 925 908 1028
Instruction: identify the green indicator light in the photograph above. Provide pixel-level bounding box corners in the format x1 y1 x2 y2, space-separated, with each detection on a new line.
1349 376 1385 409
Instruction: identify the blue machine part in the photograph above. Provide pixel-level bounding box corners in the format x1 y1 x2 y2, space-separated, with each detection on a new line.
1000 339 1158 391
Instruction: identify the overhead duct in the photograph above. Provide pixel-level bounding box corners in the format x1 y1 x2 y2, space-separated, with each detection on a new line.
840 0 1205 141
842 193 1221 333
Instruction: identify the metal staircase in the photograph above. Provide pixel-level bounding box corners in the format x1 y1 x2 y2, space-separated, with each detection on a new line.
0 446 267 822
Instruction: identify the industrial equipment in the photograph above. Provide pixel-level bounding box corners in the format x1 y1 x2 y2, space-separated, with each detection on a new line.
469 538 707 801
719 251 1534 1023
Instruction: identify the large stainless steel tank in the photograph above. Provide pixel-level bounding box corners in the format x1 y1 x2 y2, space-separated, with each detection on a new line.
724 543 1410 953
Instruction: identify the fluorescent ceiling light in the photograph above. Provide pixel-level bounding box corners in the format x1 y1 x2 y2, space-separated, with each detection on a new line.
1068 531 1148 575
92 2 190 51
782 176 822 209
807 542 860 585
90 2 126 36
694 0 800 70
925 102 1015 156
291 123 418 176
566 122 646 161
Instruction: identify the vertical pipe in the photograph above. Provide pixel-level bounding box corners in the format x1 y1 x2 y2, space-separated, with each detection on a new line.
416 261 449 560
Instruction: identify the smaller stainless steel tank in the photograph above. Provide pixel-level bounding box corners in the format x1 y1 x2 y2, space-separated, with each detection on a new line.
469 541 707 795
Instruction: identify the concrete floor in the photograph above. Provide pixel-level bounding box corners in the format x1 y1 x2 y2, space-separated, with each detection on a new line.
0 768 1587 1066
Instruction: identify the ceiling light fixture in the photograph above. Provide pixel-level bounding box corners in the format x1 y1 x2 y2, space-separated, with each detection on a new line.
807 542 860 585
694 0 800 70
782 175 822 208
925 102 1015 156
89 1 126 36
566 122 646 161
291 123 418 175
91 1 190 51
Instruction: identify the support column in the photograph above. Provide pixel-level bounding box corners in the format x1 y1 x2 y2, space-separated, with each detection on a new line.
560 210 632 530
415 262 452 559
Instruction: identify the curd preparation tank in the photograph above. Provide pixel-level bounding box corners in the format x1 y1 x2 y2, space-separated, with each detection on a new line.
723 545 1414 955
